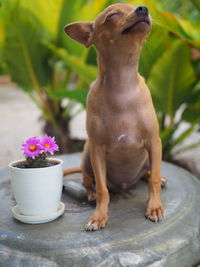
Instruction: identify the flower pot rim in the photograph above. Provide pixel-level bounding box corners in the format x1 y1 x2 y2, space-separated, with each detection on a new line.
9 157 63 170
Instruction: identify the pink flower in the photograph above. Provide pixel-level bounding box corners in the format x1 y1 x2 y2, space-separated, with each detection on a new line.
22 137 42 158
40 135 59 154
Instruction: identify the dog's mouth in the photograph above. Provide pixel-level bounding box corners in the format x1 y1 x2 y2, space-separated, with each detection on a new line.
122 19 150 34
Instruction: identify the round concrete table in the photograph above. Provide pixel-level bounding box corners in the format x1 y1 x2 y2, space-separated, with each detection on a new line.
0 153 200 267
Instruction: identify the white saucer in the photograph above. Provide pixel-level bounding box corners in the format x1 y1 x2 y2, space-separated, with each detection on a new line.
11 202 65 224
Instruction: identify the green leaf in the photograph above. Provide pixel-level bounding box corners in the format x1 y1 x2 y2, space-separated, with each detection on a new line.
21 0 63 39
50 88 88 107
147 40 196 119
86 46 97 66
169 124 196 151
139 25 169 79
160 126 176 148
182 82 200 123
56 0 88 55
191 0 200 12
44 42 97 83
182 100 200 123
128 0 200 48
21 0 88 56
147 0 200 48
0 17 4 48
3 5 51 90
75 0 114 21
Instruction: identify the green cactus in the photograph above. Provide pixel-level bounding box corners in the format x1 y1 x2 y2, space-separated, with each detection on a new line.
26 153 48 168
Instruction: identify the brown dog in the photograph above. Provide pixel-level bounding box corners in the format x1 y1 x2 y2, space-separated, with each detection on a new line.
64 3 164 231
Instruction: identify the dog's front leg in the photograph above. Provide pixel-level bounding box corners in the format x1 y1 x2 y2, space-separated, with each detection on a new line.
145 137 164 222
85 143 109 231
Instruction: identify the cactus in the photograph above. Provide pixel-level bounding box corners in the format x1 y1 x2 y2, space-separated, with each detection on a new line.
26 153 49 168
21 135 59 168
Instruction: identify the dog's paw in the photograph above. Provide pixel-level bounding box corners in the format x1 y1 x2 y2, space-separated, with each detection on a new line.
161 176 167 188
87 191 96 204
145 199 164 223
85 213 108 231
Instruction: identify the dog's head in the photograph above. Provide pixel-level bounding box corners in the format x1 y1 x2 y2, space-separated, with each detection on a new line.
64 4 151 53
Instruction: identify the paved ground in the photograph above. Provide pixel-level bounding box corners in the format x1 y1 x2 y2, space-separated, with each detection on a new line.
0 83 199 178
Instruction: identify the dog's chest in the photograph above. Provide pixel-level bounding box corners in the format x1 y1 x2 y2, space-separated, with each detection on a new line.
102 112 145 152
87 84 151 150
108 130 144 152
116 133 140 147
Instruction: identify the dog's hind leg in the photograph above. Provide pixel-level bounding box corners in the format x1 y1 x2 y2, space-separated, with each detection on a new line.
142 171 167 188
82 168 96 203
81 140 96 203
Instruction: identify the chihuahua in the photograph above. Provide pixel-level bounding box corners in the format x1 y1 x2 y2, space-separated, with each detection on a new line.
64 3 165 231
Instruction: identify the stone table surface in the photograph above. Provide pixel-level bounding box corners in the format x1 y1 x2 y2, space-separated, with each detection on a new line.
0 153 200 267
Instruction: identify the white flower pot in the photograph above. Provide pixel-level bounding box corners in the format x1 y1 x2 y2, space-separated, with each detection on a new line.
9 158 63 216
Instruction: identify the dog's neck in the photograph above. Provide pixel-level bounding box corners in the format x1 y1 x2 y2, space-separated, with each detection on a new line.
97 47 141 91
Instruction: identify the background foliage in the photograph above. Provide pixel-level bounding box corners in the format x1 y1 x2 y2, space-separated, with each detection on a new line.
0 0 199 159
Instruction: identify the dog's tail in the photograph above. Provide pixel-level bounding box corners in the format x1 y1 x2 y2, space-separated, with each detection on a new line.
63 167 82 179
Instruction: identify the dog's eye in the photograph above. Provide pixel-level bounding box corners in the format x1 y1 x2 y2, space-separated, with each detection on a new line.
106 12 122 19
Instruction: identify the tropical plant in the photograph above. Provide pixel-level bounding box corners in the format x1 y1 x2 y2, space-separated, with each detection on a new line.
0 0 113 152
1 0 200 160
134 0 200 160
151 0 200 21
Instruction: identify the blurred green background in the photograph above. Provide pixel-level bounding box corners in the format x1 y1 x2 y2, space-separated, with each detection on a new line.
0 0 199 161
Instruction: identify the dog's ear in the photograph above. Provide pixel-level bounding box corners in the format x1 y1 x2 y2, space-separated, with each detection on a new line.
64 21 93 48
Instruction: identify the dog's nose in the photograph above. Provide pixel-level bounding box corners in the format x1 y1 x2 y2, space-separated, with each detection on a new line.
135 6 148 16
